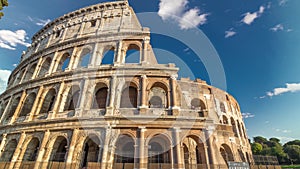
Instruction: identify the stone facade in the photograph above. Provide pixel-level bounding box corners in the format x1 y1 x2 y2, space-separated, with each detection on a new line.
0 1 253 169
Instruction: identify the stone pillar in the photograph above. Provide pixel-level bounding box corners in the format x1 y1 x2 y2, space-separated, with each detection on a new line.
61 27 68 41
9 132 26 169
31 57 43 79
101 129 110 169
115 41 123 65
170 75 180 116
10 90 27 124
66 129 79 169
107 76 117 116
203 144 211 169
77 78 89 116
0 134 7 158
205 129 215 165
34 130 51 169
89 42 99 67
19 66 29 84
28 86 44 121
46 32 54 48
0 96 12 123
49 82 65 119
138 127 147 169
142 37 150 63
48 50 59 75
173 127 184 169
69 47 79 70
139 75 148 114
77 21 87 37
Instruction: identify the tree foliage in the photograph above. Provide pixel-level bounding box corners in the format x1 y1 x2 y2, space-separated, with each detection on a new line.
0 0 8 19
251 136 300 165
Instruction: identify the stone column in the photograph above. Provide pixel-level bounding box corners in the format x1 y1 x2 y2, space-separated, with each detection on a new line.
170 75 180 116
10 90 27 124
34 130 51 169
31 57 43 79
107 76 117 116
142 37 150 63
69 47 79 70
0 96 12 123
205 129 215 165
9 132 26 169
46 32 54 48
77 21 87 38
101 129 110 169
138 127 147 169
77 78 89 116
19 66 29 84
66 129 79 169
48 50 59 75
115 41 123 65
173 127 184 169
203 144 211 169
0 134 7 158
61 27 68 41
28 86 44 121
89 42 99 67
49 82 65 119
139 75 148 114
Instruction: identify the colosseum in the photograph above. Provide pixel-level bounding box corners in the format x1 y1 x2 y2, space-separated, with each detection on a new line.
0 1 253 169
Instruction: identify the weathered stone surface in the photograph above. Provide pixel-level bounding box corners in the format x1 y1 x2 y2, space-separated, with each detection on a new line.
0 1 253 168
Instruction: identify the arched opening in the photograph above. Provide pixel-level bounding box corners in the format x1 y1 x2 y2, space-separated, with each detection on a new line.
64 86 80 111
19 93 37 118
148 135 171 164
79 49 91 68
38 57 52 77
220 144 234 164
57 53 70 72
24 63 37 81
0 139 17 161
246 152 250 164
238 149 246 162
101 47 115 65
0 102 6 118
182 136 206 168
231 117 238 137
220 102 226 113
241 124 247 139
23 138 40 161
14 69 25 85
114 135 135 165
39 89 56 115
237 121 244 138
81 136 102 168
50 136 68 162
125 44 140 64
6 96 20 121
222 115 228 125
120 86 138 108
183 144 189 165
92 87 108 109
191 98 206 110
149 83 168 108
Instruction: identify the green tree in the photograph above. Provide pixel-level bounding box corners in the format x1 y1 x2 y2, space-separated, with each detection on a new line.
252 142 263 154
284 145 300 164
284 140 300 147
0 0 8 19
254 136 268 144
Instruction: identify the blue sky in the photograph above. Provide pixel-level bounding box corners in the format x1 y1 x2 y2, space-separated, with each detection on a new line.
0 0 300 143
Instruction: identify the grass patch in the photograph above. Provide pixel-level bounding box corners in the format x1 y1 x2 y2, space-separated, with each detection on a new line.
282 165 300 169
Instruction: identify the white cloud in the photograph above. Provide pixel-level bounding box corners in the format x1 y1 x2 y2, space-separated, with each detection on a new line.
275 129 291 133
270 24 284 32
279 0 288 6
0 70 11 94
241 5 265 25
242 112 255 119
28 16 51 27
36 19 51 27
158 0 209 30
13 64 17 67
225 28 237 38
0 30 31 50
270 24 293 32
266 83 300 97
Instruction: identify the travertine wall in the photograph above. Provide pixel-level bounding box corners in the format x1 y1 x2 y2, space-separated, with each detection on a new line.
0 1 253 169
